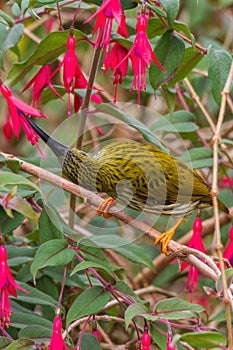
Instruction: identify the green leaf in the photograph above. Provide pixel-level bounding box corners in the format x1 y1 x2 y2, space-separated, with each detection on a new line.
80 333 102 350
149 30 185 90
147 17 165 39
0 172 40 193
87 235 155 271
66 286 111 326
11 311 52 329
30 239 75 282
0 337 11 349
71 260 124 278
0 207 24 234
221 138 233 146
160 86 176 113
0 154 21 173
7 29 85 86
39 201 81 241
168 46 203 86
38 206 63 242
180 331 226 348
0 10 14 27
173 20 193 40
179 147 213 169
78 238 109 263
208 46 232 105
5 339 35 350
15 282 58 307
6 245 37 259
2 194 37 221
125 303 148 329
7 256 33 266
216 268 233 293
0 24 8 68
114 281 145 304
95 103 169 153
151 110 198 133
19 325 52 342
154 298 204 320
160 0 180 26
1 23 24 64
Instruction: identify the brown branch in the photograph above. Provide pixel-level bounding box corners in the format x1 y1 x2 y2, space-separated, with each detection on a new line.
1 153 232 286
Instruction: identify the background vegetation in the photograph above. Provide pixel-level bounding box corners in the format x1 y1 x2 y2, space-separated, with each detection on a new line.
0 1 232 349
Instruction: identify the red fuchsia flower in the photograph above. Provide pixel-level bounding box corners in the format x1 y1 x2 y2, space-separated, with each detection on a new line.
223 226 233 267
116 12 165 105
219 175 233 188
181 217 206 302
103 42 129 102
22 65 62 107
48 315 68 350
51 34 102 115
0 245 28 332
45 16 56 34
141 326 151 350
84 0 128 58
92 330 101 343
0 81 47 157
50 34 78 116
2 115 13 140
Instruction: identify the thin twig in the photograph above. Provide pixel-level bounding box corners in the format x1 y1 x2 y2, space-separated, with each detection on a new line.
183 78 216 132
211 58 233 349
69 29 103 228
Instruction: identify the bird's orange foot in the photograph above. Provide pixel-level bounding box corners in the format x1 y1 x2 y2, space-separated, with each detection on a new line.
154 228 175 255
154 218 184 255
97 197 116 218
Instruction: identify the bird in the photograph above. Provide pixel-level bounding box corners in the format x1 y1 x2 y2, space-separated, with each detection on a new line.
24 116 229 255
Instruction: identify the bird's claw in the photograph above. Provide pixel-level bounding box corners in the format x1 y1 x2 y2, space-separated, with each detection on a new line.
97 197 116 218
154 232 172 256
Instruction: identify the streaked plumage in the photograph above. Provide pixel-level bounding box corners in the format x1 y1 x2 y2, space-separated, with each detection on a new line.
61 141 228 216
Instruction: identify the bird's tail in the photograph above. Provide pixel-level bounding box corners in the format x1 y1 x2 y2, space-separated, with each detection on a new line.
24 116 69 161
217 198 230 215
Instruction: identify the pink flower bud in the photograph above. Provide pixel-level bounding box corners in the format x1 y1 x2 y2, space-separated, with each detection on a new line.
193 217 202 233
67 35 76 50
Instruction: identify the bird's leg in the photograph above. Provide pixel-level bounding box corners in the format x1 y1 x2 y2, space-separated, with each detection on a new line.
97 197 116 218
154 218 184 255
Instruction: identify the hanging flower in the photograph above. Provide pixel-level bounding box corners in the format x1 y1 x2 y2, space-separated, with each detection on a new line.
48 315 68 350
0 81 46 156
51 34 102 115
181 217 206 302
0 245 28 332
22 65 62 107
2 114 13 140
141 326 151 350
116 12 165 105
219 175 233 188
85 0 128 58
103 42 129 102
223 226 233 267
